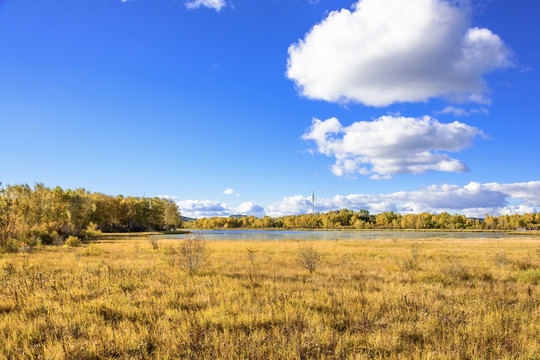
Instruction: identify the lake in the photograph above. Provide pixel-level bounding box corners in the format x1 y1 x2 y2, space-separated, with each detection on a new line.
156 230 513 241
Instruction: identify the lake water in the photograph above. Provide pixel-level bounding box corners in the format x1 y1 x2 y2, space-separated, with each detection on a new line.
156 230 512 241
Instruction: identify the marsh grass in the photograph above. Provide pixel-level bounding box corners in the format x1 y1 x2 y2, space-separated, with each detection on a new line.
0 237 539 359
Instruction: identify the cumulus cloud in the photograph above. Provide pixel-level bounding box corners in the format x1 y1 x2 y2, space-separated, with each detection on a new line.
176 199 265 218
223 188 235 195
484 181 540 207
303 116 483 178
172 181 540 218
185 0 226 11
235 202 265 215
176 200 232 218
265 181 540 218
287 0 513 106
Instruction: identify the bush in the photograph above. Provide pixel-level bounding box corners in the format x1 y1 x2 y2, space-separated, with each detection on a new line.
81 244 104 257
297 242 322 274
515 270 540 285
148 237 160 251
162 246 177 256
25 227 57 245
0 238 20 253
65 236 82 247
179 233 207 276
81 222 102 238
393 244 421 272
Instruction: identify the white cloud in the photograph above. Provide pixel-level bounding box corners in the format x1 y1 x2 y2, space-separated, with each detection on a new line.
172 181 540 219
437 106 489 117
287 0 513 106
303 115 483 178
265 181 540 218
157 195 178 201
223 188 235 195
264 195 313 217
484 181 540 207
185 0 226 11
176 200 232 218
235 202 265 215
176 199 265 218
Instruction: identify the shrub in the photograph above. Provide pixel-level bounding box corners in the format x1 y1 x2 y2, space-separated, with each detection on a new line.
81 222 102 238
443 256 471 281
515 270 540 285
65 236 82 247
0 238 20 253
179 233 207 276
393 244 421 272
148 236 160 251
81 244 104 257
25 227 57 245
493 251 509 267
297 242 322 274
18 242 32 254
162 245 177 256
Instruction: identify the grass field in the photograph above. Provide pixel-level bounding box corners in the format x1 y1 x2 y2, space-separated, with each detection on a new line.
1 236 539 359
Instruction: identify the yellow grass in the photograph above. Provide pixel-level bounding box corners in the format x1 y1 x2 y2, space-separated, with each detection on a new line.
0 236 539 359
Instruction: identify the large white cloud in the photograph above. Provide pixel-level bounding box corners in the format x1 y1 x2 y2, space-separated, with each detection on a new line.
265 181 540 218
185 0 226 11
484 181 540 207
303 115 483 178
172 181 540 219
287 0 513 106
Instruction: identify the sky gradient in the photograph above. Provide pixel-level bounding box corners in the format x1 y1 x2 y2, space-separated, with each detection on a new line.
1 0 539 218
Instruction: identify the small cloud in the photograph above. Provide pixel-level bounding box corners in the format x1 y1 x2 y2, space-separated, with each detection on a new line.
436 106 490 117
223 188 235 195
235 202 265 215
370 174 392 180
158 195 178 200
176 199 232 218
185 0 226 11
175 199 265 218
519 66 533 74
437 106 470 117
470 108 490 115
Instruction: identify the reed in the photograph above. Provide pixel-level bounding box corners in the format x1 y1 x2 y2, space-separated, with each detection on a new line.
0 236 538 359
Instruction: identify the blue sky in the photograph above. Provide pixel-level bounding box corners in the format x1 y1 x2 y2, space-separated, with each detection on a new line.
1 0 539 217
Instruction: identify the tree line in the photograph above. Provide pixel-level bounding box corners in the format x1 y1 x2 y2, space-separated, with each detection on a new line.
191 208 540 231
2 183 539 252
0 183 181 252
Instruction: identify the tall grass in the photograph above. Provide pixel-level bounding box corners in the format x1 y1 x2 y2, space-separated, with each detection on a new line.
0 236 539 359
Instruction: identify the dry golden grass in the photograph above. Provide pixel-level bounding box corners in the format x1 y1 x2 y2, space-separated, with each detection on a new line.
0 236 539 359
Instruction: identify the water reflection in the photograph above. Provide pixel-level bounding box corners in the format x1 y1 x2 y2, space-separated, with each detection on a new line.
156 230 510 241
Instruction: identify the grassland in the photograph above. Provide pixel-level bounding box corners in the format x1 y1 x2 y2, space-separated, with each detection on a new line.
0 236 539 359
